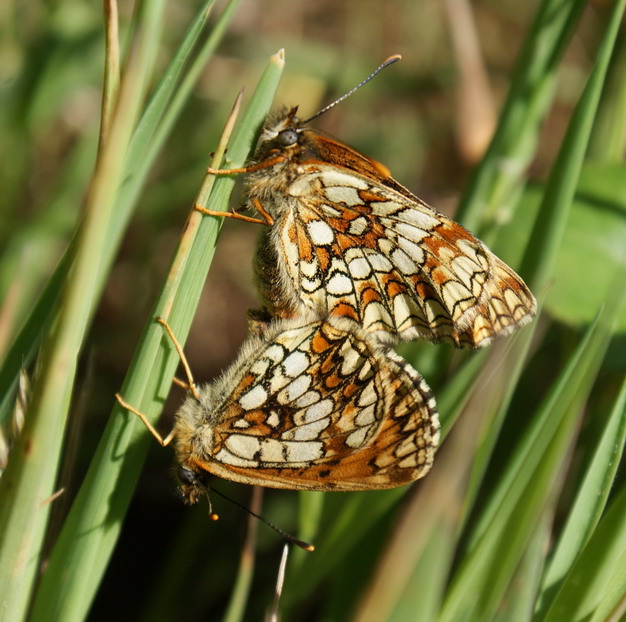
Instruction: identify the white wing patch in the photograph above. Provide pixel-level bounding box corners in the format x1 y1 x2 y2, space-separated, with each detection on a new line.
239 385 268 410
324 185 362 206
307 220 335 245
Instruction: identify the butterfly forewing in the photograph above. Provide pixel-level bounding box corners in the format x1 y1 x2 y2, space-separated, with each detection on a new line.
174 316 439 492
250 113 536 348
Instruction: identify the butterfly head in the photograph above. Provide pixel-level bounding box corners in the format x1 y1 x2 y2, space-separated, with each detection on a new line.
175 464 209 505
256 106 304 159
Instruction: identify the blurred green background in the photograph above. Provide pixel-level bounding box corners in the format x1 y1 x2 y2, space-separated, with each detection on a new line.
1 1 625 621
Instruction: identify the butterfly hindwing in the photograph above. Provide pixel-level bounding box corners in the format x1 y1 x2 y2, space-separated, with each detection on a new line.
174 316 439 491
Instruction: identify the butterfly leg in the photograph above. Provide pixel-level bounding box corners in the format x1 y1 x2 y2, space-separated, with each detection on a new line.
250 198 274 225
194 201 274 226
205 154 286 176
155 317 201 401
115 393 176 446
172 376 193 391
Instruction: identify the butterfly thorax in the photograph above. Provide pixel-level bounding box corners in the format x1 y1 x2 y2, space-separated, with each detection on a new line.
247 107 406 213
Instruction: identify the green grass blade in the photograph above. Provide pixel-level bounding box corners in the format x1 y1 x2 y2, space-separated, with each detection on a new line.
29 50 284 622
440 277 623 621
587 33 626 162
122 0 216 171
544 483 626 622
389 524 455 622
520 0 626 293
492 514 551 622
456 0 586 233
537 370 626 616
0 2 166 619
120 0 240 209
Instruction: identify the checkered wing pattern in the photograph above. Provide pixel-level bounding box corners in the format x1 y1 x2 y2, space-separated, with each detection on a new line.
256 166 535 348
174 316 439 492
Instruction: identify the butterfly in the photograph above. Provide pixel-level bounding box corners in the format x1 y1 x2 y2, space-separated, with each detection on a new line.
118 314 439 502
203 57 536 348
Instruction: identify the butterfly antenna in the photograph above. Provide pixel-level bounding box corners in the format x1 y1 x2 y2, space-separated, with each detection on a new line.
304 54 401 124
202 489 220 521
209 486 315 552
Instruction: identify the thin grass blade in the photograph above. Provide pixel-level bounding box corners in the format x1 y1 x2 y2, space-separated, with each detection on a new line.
0 3 165 619
544 483 626 622
456 0 586 234
536 369 626 617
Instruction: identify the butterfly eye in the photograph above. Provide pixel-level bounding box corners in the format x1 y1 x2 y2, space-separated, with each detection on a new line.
277 129 298 147
177 467 198 486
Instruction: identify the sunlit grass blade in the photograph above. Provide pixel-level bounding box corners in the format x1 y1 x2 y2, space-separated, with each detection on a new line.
456 0 586 235
543 483 626 622
587 33 626 162
491 514 551 622
29 50 284 622
536 368 626 617
98 0 121 149
520 0 626 293
0 2 166 619
389 522 455 622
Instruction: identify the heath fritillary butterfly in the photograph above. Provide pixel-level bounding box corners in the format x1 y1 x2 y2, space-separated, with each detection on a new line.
202 56 536 348
117 313 439 499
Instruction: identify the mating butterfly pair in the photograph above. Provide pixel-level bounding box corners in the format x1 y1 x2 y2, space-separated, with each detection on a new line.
120 57 535 502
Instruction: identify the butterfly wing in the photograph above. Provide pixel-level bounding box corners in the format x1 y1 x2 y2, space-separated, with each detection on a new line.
175 316 439 491
260 165 536 347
